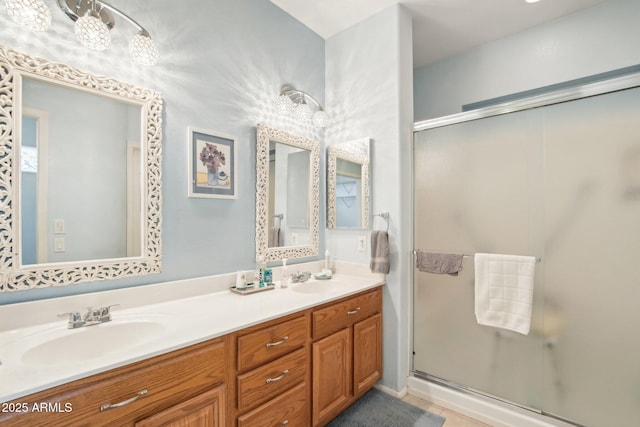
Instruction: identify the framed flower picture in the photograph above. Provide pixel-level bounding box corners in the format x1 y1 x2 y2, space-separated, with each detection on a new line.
188 128 237 199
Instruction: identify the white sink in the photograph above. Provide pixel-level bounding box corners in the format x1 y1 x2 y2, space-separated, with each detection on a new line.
1 315 169 367
291 281 344 294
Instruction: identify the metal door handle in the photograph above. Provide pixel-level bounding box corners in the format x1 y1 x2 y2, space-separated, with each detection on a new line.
266 370 289 384
347 307 361 315
266 336 289 348
99 389 148 412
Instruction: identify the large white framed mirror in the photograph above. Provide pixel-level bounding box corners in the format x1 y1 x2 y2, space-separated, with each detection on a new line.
256 123 319 262
0 46 163 292
327 138 370 229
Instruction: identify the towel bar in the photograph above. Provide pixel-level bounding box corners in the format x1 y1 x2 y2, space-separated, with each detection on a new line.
413 250 541 263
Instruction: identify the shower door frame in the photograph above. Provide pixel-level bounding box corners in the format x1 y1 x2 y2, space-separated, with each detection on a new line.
410 70 640 422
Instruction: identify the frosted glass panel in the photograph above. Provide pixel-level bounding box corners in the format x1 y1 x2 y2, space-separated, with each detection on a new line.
542 88 640 427
413 85 640 427
413 110 545 409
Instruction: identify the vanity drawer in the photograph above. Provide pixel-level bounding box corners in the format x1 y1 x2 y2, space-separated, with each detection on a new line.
237 347 307 412
312 287 382 339
238 316 308 372
237 382 307 427
0 338 226 427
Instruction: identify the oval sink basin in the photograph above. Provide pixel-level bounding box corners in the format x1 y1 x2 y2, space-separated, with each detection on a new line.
1 316 169 367
291 281 343 294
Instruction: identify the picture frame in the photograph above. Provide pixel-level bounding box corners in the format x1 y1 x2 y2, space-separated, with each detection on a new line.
188 127 237 199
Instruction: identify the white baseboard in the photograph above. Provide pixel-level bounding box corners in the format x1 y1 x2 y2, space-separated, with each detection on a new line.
407 376 576 427
375 383 408 399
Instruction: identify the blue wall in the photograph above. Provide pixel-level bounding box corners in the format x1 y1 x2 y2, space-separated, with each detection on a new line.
0 0 325 304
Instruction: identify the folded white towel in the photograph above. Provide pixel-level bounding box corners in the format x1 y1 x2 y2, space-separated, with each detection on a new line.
474 253 536 335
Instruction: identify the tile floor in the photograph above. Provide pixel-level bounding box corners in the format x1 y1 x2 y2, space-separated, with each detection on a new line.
402 394 493 427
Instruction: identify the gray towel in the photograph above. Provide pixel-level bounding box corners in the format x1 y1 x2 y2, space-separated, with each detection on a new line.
416 251 464 276
268 227 281 247
370 231 390 274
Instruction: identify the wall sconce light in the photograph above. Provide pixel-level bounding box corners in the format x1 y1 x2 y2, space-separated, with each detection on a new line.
4 0 52 32
3 0 159 66
275 85 327 128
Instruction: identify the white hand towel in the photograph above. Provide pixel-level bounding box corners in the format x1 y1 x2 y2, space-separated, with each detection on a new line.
474 253 536 335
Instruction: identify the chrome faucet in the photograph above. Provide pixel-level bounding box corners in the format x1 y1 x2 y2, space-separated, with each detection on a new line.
58 304 119 329
291 271 311 283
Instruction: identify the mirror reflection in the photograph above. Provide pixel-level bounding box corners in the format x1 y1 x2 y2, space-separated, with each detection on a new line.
327 138 371 229
268 141 311 247
256 123 320 262
19 76 143 265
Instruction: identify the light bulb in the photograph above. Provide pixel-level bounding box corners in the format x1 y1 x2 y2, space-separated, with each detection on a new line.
312 110 327 128
129 33 159 66
294 102 312 122
75 11 111 51
4 0 51 32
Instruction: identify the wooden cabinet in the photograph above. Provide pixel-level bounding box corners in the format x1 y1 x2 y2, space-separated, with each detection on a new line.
235 313 310 426
237 382 307 427
311 287 383 427
312 328 352 425
0 337 230 427
353 313 382 397
1 285 381 427
135 385 226 427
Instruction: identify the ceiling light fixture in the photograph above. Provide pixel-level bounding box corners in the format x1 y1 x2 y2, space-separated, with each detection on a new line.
58 0 159 65
277 85 327 128
4 0 52 32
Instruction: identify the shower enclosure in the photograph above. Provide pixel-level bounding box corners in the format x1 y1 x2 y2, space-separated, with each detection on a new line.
412 77 640 427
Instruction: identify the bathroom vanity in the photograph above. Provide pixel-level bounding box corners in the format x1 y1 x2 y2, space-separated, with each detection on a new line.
0 267 383 427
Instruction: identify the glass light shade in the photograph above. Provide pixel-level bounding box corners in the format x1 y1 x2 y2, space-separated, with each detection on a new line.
4 0 51 32
74 12 111 51
275 94 294 114
129 33 159 66
294 102 313 122
312 110 327 128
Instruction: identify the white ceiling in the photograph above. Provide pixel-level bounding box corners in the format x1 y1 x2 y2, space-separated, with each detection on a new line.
270 0 610 68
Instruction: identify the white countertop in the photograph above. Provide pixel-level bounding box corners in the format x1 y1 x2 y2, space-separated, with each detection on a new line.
0 261 384 402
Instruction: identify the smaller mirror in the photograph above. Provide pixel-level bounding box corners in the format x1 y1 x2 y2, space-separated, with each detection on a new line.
327 138 371 229
256 124 320 262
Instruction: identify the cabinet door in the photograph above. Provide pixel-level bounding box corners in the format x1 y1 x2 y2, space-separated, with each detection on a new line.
312 328 352 426
353 313 382 397
135 385 225 427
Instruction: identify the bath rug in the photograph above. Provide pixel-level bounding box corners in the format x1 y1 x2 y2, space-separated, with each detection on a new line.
327 388 445 427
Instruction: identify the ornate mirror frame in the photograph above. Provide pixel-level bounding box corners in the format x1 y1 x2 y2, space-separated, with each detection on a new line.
255 123 320 262
326 139 370 229
0 46 163 292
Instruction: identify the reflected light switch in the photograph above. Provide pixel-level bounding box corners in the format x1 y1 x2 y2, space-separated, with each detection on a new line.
54 238 65 252
54 219 65 234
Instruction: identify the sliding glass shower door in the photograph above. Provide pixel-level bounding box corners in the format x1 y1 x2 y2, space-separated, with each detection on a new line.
413 86 640 427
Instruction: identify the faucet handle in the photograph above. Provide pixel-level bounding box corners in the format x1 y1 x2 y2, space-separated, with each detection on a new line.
58 311 84 328
58 311 82 322
102 304 120 314
100 304 120 321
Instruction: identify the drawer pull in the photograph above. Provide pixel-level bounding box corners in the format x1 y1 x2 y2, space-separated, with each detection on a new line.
347 307 361 315
265 369 289 384
282 421 289 426
265 336 289 348
99 389 148 412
